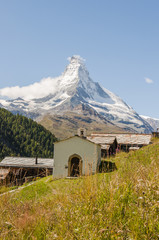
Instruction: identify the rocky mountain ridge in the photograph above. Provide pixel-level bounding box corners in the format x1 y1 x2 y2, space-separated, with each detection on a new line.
140 115 159 131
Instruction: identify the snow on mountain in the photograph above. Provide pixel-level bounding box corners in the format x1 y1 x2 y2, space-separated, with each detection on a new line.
140 115 159 131
0 55 153 133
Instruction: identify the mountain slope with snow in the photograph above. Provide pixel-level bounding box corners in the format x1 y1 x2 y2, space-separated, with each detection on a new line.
0 55 153 133
140 115 159 131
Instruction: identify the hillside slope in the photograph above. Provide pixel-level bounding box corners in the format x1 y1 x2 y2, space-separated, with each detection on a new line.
0 108 57 160
38 108 124 139
0 139 158 239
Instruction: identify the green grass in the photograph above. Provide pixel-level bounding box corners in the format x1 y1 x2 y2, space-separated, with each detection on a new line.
0 185 18 194
0 139 159 239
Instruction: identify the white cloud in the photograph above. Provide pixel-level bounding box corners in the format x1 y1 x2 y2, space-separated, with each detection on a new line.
145 77 154 84
0 77 58 100
67 57 71 62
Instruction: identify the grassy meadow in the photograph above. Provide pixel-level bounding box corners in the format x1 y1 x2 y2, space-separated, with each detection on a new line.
0 139 159 239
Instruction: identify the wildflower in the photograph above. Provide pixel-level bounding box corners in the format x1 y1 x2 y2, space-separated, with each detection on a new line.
138 197 143 200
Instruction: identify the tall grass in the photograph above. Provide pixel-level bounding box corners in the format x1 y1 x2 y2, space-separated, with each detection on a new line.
0 140 159 239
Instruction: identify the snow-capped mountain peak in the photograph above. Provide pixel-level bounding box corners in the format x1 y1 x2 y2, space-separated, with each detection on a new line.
64 55 87 74
0 55 153 133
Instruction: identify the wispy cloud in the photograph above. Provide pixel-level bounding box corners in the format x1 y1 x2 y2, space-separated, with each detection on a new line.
0 77 58 100
145 77 154 84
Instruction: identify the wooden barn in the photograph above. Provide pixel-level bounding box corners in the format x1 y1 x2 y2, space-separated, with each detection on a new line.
88 133 152 153
87 135 117 158
0 157 53 186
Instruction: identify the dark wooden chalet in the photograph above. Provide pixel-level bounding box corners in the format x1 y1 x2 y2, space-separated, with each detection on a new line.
152 128 159 138
0 157 53 186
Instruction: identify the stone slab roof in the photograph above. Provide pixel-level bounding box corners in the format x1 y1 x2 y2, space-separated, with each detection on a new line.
87 136 116 145
129 147 140 151
0 157 53 168
101 144 110 150
89 133 152 145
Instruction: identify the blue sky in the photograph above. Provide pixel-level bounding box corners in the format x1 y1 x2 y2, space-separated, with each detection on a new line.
0 0 159 118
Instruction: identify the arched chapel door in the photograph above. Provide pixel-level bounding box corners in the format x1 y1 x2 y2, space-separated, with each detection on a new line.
68 154 82 177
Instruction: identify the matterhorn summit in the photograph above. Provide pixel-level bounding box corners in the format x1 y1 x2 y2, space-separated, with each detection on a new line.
0 55 153 134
